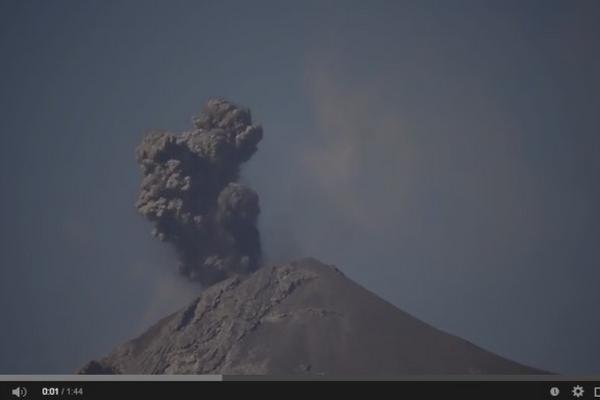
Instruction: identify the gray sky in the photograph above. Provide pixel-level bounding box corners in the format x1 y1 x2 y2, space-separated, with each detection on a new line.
1 0 599 374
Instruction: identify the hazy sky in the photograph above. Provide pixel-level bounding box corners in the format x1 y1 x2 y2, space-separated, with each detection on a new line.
1 0 599 374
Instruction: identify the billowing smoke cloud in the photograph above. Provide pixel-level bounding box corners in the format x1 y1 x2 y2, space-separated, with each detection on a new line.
135 99 263 285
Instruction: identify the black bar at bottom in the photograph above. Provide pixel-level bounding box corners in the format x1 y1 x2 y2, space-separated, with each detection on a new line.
1 380 598 399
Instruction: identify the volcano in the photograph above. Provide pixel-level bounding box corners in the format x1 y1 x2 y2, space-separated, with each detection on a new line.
79 258 543 375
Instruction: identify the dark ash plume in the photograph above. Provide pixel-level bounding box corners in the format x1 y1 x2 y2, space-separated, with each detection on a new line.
135 99 263 285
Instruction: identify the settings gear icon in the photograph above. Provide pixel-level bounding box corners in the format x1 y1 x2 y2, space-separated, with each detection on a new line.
572 385 584 398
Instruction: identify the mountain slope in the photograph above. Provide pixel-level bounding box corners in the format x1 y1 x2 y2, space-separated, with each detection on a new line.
80 258 543 375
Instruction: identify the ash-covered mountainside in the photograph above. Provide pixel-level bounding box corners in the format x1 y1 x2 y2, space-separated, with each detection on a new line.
80 258 542 375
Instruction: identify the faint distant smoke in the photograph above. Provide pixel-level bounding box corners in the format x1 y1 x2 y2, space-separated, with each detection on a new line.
135 99 263 285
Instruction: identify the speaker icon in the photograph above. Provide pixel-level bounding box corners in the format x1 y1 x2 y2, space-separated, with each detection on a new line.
11 386 27 398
